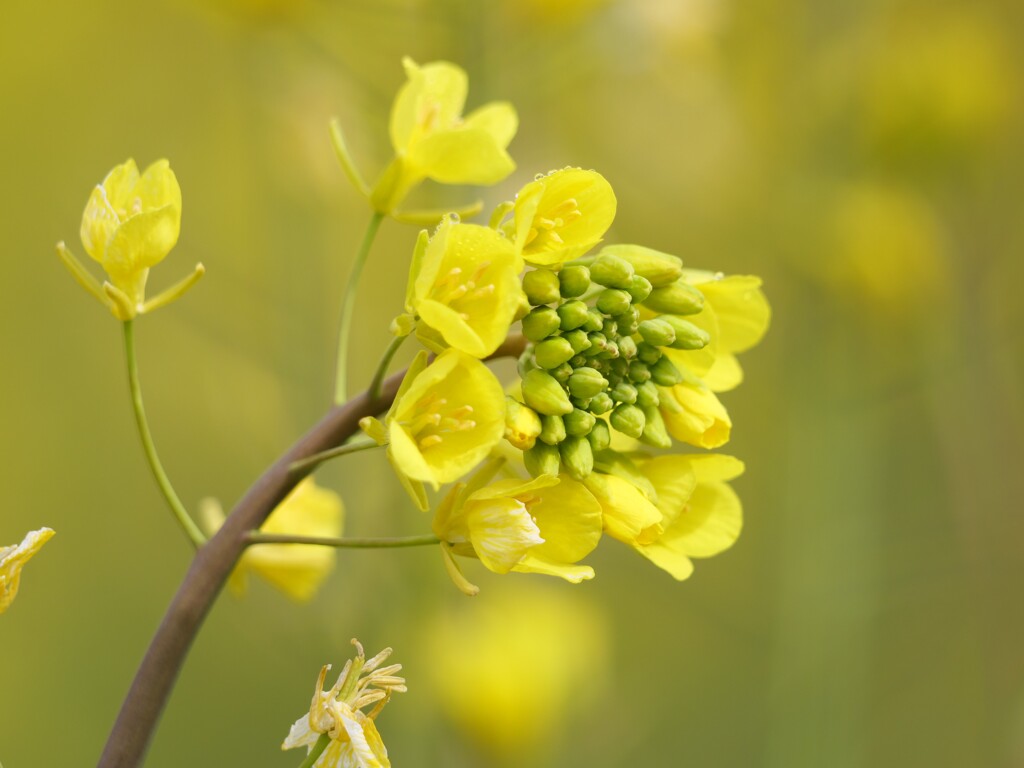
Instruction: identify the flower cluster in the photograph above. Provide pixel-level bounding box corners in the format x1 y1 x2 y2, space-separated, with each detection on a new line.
366 159 768 591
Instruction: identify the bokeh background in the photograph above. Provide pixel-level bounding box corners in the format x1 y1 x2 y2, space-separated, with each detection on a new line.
2 0 1023 765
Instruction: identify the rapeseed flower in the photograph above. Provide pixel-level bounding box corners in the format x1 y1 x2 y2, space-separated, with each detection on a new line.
58 159 202 319
282 640 406 768
200 479 343 602
371 59 517 213
0 527 55 614
510 168 617 265
433 472 602 590
409 218 524 357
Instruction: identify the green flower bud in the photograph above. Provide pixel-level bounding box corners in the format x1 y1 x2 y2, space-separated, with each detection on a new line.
560 436 594 481
610 403 646 439
558 265 591 298
649 356 683 387
599 341 620 360
587 419 611 452
589 392 614 415
534 336 576 369
522 268 561 305
522 306 561 341
563 329 592 354
567 367 609 399
639 405 672 449
618 335 638 360
583 308 605 332
596 288 632 316
609 357 629 378
539 413 567 445
610 381 638 404
584 332 607 356
601 317 618 337
614 310 639 336
522 369 574 415
638 318 677 347
628 359 651 383
636 341 662 365
557 299 590 331
517 349 537 379
589 253 635 289
570 354 589 368
564 408 596 437
550 361 573 383
599 244 683 287
570 395 592 410
661 315 711 350
643 280 705 315
636 380 660 408
524 442 561 478
626 274 653 303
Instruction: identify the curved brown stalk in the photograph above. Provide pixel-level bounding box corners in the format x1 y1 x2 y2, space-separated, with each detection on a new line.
97 335 525 768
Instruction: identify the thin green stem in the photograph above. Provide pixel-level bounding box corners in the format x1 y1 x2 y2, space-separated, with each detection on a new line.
245 532 440 549
122 321 206 548
368 334 408 402
334 211 385 404
297 733 331 768
288 437 382 473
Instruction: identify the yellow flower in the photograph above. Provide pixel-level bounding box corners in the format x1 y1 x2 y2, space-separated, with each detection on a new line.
633 454 744 580
410 218 524 358
282 640 406 768
0 527 55 614
680 271 770 392
366 350 506 507
510 168 617 265
425 582 608 760
658 379 732 449
433 473 602 588
58 158 202 319
200 478 343 602
371 58 517 213
583 471 663 547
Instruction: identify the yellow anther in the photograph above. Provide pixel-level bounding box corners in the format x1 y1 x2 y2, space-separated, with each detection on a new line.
451 405 475 418
419 434 444 449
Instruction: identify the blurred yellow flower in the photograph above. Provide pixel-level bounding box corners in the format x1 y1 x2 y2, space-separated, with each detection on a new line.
200 478 343 602
0 527 54 614
282 640 406 768
374 349 506 500
59 158 202 319
433 473 602 585
410 218 524 357
510 168 617 265
425 582 609 760
371 58 517 213
633 454 744 580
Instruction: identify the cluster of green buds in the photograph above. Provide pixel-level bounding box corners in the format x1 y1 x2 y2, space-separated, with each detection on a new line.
514 245 711 481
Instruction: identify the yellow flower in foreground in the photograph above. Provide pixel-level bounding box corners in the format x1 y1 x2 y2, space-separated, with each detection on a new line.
433 473 602 588
410 218 524 357
1 527 55 614
583 471 663 547
282 640 406 768
510 168 617 265
59 158 203 319
200 478 343 602
371 58 517 213
659 379 732 449
425 582 608 759
633 454 744 580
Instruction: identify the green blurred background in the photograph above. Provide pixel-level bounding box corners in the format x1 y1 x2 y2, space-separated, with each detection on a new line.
2 0 1023 765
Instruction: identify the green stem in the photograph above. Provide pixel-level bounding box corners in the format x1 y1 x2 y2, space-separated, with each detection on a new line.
122 320 206 548
334 211 385 404
245 532 440 549
297 733 331 768
288 437 382 473
368 334 408 402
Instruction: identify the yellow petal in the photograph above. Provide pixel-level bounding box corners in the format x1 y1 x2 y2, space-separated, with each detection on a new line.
0 527 55 614
660 381 732 449
463 102 519 148
688 274 771 355
662 478 743 558
583 472 663 546
390 58 468 153
700 351 744 393
408 126 516 185
636 455 697 527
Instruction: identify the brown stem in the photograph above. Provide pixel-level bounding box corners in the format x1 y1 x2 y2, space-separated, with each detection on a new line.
96 335 525 767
